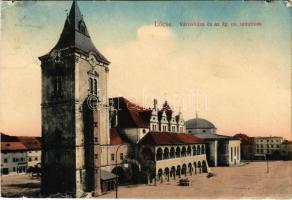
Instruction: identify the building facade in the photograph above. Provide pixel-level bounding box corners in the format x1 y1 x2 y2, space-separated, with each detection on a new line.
1 142 27 175
254 136 283 159
186 117 241 166
280 140 292 160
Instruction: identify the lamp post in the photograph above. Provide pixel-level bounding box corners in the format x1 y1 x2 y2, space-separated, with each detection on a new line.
115 144 123 199
266 153 269 173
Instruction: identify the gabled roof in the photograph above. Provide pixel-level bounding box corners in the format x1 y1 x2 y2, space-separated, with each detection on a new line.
40 1 109 65
110 128 125 145
111 97 151 128
1 142 27 151
17 137 41 150
138 132 205 145
162 101 173 120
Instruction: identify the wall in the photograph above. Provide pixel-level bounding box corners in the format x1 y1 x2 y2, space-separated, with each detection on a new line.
27 150 41 168
1 151 27 175
229 140 241 166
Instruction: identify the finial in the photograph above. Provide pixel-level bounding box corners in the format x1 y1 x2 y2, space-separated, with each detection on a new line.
153 99 157 109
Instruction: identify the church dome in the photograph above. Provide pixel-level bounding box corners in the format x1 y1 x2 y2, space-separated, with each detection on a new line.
186 118 216 129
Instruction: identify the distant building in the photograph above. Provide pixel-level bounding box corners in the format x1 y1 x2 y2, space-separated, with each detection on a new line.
17 137 41 168
1 133 42 175
254 136 283 159
186 116 241 166
233 133 254 160
279 140 292 160
1 142 27 175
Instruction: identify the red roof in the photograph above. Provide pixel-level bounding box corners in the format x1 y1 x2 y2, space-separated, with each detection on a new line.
139 132 205 145
1 142 28 151
233 133 254 144
111 97 151 128
17 137 41 150
110 128 126 145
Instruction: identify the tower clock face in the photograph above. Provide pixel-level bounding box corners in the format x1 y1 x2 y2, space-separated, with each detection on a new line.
88 54 97 67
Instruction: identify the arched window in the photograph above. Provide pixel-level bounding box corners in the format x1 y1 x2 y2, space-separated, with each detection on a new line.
175 147 181 157
170 147 175 158
201 145 205 154
181 147 186 157
192 146 197 156
197 145 201 155
94 79 97 95
156 148 163 160
163 148 169 159
89 78 93 94
187 146 191 156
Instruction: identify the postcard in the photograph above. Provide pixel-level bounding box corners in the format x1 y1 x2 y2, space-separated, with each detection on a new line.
0 0 291 199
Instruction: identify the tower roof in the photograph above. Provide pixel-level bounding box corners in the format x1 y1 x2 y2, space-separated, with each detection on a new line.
40 1 109 65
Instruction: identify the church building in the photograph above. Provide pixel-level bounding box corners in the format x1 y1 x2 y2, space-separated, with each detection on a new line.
186 116 241 166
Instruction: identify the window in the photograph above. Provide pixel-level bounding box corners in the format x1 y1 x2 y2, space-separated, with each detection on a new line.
13 167 16 172
93 122 98 127
54 76 62 97
20 158 24 162
79 21 86 34
261 144 263 148
231 147 233 161
94 137 98 142
111 154 115 161
94 79 97 95
89 78 93 94
267 140 269 142
202 130 206 133
95 154 98 159
256 144 259 148
120 153 124 160
271 144 274 148
271 140 273 142
257 149 259 153
4 158 8 163
35 157 38 161
29 157 32 162
276 145 279 148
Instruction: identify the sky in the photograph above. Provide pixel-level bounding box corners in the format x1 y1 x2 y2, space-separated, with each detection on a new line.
0 1 291 139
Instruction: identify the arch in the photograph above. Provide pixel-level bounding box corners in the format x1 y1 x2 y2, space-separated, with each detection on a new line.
201 145 205 154
192 145 197 156
194 162 197 174
198 161 202 173
164 167 170 181
197 145 201 155
202 160 208 173
181 164 187 176
170 147 175 158
176 165 181 177
163 148 169 159
187 146 192 156
156 148 163 160
188 163 193 174
175 147 181 158
158 168 163 176
181 146 187 157
170 166 176 178
112 167 125 184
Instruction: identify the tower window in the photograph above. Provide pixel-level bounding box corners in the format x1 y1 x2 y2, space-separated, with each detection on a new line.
54 76 62 97
89 78 93 94
94 79 97 95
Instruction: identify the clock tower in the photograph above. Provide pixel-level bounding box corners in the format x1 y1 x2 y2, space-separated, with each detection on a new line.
39 1 110 197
